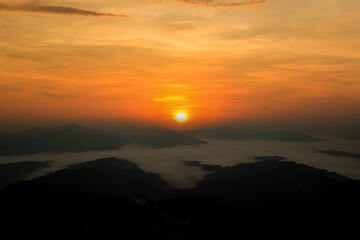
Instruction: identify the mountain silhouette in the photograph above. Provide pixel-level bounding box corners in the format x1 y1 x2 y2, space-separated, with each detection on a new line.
0 157 178 239
184 127 323 142
317 149 360 159
111 126 207 148
0 161 49 189
184 160 349 206
179 160 359 239
0 123 125 156
343 130 360 141
30 157 174 199
1 158 359 239
0 124 207 155
254 155 287 161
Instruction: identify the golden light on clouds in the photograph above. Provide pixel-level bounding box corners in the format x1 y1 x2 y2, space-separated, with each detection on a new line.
0 0 359 130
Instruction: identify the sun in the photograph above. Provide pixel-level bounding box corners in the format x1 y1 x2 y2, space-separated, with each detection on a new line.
175 112 187 122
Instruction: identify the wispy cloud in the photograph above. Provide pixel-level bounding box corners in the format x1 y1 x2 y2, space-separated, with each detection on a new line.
154 95 190 103
175 0 267 7
0 2 129 17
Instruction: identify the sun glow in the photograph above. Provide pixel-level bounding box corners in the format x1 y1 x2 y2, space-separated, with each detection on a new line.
175 112 187 122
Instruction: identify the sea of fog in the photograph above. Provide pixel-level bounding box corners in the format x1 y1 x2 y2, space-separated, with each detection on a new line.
0 137 359 188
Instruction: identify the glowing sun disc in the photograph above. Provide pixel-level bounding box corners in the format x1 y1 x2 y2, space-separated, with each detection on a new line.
176 112 187 122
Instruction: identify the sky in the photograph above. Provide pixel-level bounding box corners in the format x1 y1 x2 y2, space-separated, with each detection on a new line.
1 0 360 133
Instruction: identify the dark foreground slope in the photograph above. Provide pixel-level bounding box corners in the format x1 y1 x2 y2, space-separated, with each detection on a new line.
1 158 359 240
176 160 359 240
0 161 49 189
0 157 178 239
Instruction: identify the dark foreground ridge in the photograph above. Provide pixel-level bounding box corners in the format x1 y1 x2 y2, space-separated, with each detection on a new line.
1 157 359 239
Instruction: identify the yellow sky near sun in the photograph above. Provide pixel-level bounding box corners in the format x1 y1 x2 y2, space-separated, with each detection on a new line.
0 0 360 128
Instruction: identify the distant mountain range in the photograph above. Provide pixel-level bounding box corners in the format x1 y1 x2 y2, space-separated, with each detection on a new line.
0 124 324 156
254 155 287 161
184 127 323 142
0 124 125 156
0 124 207 156
111 126 207 148
317 149 360 159
343 130 360 141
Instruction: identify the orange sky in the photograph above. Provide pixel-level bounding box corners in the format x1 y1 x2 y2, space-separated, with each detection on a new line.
1 0 360 131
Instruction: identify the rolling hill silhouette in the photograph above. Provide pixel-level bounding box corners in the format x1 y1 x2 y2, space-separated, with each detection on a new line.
109 126 207 148
179 160 359 239
184 127 323 142
0 124 207 156
0 161 49 189
254 155 287 161
317 149 360 159
184 160 349 206
0 157 179 239
343 130 360 141
0 123 125 156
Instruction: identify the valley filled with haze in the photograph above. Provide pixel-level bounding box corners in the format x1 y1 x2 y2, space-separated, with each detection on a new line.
1 126 360 188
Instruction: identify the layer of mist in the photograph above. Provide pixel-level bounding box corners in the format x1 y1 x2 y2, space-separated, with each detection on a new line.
0 136 359 189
